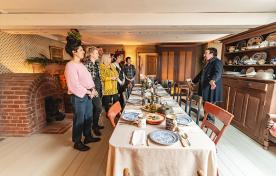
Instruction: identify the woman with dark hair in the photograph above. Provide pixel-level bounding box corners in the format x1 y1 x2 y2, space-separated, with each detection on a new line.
64 29 100 151
112 51 126 109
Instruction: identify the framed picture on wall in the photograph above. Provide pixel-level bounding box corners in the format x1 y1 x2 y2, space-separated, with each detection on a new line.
49 46 63 60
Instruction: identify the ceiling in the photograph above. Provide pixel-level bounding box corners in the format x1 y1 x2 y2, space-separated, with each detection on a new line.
1 0 276 13
1 0 276 45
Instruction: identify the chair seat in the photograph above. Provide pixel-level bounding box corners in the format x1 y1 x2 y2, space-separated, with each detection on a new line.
107 102 122 127
269 134 276 143
180 97 188 101
201 102 234 145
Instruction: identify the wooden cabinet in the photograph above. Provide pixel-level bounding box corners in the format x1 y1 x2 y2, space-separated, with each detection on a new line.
222 75 276 144
221 22 276 73
157 44 202 82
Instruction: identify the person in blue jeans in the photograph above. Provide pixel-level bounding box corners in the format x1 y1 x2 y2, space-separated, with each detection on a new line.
123 57 136 98
83 46 105 136
64 29 100 151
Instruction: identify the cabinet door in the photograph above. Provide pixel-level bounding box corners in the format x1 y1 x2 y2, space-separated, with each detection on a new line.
230 87 266 138
229 88 247 127
243 90 266 137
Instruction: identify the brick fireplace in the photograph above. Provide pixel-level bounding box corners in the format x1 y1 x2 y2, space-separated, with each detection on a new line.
0 73 65 136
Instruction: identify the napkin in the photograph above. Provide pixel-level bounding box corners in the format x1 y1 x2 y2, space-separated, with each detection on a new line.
165 100 178 106
131 130 146 146
172 107 185 114
124 109 142 114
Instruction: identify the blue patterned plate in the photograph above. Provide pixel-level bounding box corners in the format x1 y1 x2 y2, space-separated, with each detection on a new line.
149 130 178 145
176 114 192 125
121 112 140 121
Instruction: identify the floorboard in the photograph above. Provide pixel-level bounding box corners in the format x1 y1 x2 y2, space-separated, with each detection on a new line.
0 115 275 176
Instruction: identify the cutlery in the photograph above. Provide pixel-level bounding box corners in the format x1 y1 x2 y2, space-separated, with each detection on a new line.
177 133 185 147
146 135 150 146
182 133 191 146
118 121 137 125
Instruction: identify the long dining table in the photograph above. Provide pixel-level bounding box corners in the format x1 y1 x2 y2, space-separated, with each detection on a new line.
106 85 217 176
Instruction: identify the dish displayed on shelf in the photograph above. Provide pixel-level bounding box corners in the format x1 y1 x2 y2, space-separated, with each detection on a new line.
240 55 249 65
236 40 247 50
145 113 165 125
257 59 266 65
244 59 257 65
271 57 276 65
265 68 274 74
255 72 274 80
266 32 276 42
233 56 240 65
251 52 267 61
223 71 241 75
149 130 179 145
227 60 233 65
228 46 236 52
246 67 256 76
247 36 263 47
260 41 269 48
176 114 192 125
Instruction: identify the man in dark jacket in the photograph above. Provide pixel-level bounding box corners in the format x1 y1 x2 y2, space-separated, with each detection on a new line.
123 57 136 98
192 47 223 121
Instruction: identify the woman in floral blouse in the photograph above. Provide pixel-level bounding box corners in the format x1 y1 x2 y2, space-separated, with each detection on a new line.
100 53 119 113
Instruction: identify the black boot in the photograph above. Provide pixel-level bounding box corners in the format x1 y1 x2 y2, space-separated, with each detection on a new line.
93 128 102 136
84 136 101 144
74 142 90 151
97 125 104 129
207 114 215 124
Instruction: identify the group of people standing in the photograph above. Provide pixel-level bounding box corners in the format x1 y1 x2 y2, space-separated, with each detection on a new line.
64 30 136 151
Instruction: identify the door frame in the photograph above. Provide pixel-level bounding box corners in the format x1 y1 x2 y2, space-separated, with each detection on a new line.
137 52 158 83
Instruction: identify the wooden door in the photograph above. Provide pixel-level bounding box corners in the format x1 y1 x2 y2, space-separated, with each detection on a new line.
161 51 175 80
157 44 200 82
146 56 157 75
178 51 193 82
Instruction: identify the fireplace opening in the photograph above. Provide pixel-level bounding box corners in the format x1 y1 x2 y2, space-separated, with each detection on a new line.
45 96 66 123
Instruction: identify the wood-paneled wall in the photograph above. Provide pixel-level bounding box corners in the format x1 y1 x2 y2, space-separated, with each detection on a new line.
157 44 203 83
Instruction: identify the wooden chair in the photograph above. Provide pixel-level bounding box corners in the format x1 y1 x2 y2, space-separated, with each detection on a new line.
201 102 234 145
264 113 276 150
178 86 190 112
163 80 173 95
107 101 122 127
172 82 179 100
123 168 130 176
188 95 203 125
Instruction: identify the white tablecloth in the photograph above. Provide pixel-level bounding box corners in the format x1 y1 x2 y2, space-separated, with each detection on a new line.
106 86 217 176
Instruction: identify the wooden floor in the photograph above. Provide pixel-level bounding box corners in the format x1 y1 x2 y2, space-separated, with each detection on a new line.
0 117 275 176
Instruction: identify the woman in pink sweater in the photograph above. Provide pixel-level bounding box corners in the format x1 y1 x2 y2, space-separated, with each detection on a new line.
64 29 100 151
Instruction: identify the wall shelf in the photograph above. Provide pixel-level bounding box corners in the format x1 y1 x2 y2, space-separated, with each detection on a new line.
221 22 276 72
224 45 276 55
224 64 276 67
